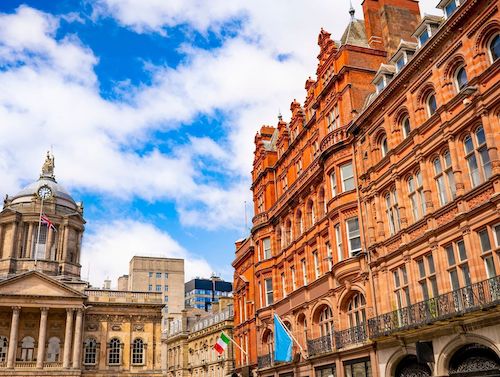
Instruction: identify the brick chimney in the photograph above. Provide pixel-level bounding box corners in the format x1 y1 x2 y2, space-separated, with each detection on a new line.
362 0 421 56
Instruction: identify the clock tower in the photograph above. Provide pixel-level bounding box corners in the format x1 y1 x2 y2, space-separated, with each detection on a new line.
0 152 85 279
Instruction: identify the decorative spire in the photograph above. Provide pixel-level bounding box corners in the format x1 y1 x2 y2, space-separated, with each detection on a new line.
278 110 283 121
40 151 55 179
349 1 355 20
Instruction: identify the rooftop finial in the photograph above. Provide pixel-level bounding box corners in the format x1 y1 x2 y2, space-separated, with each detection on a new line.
349 1 355 20
40 150 55 179
278 110 282 121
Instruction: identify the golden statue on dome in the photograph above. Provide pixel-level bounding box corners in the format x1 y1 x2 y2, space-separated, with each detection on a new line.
41 151 55 178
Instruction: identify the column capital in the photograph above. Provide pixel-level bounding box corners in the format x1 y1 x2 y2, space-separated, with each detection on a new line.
66 307 75 314
11 306 21 313
40 307 50 313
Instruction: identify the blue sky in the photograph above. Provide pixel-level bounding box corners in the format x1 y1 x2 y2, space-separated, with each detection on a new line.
0 0 439 287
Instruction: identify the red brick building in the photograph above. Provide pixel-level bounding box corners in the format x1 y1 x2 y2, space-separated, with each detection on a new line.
233 1 500 377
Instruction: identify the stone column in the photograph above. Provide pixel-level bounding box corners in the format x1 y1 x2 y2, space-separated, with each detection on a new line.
63 309 74 368
36 307 49 368
447 135 465 197
419 158 434 212
26 223 33 259
45 227 53 260
72 309 83 368
8 221 18 259
62 226 70 263
7 307 20 368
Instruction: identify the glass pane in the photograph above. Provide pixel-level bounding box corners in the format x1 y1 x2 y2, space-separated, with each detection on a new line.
450 269 460 290
419 29 429 45
401 266 408 285
476 127 486 145
416 171 423 187
420 281 429 300
393 270 400 287
445 0 457 17
479 230 492 252
427 94 437 115
480 147 492 178
430 277 439 297
461 264 471 286
446 245 456 266
495 224 500 247
457 240 467 261
404 287 411 306
427 254 436 274
408 177 414 192
491 34 500 61
418 259 425 278
456 67 467 89
467 155 480 186
433 158 442 174
485 256 496 278
464 136 474 154
444 151 452 167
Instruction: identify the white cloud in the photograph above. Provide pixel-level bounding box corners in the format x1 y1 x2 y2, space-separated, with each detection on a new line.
0 1 444 233
81 219 214 287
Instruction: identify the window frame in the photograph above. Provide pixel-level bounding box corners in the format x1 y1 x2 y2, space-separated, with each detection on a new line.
131 338 145 365
340 162 355 192
426 92 438 117
346 217 362 256
454 65 468 91
264 278 274 306
401 115 411 139
489 34 500 63
108 338 122 366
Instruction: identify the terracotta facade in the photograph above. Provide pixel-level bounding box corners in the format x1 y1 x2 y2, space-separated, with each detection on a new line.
233 1 500 377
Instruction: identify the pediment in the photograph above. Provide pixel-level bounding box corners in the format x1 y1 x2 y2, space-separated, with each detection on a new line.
0 271 86 298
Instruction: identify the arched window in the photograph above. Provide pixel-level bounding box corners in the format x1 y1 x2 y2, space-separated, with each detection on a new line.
46 337 60 362
449 343 500 376
84 338 98 365
318 188 326 217
426 92 438 117
464 126 491 187
132 338 144 365
395 355 431 377
21 336 35 361
402 115 411 139
0 336 7 362
455 66 468 91
385 189 400 235
307 199 316 227
108 338 121 365
318 306 334 337
407 171 426 222
489 34 500 62
285 219 292 245
380 135 389 158
297 313 308 347
433 151 456 205
262 329 274 356
347 293 366 327
296 210 303 236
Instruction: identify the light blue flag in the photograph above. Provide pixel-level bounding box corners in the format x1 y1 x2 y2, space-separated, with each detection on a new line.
274 314 292 362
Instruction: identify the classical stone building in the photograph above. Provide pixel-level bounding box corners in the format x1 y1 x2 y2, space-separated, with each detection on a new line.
233 0 500 377
163 299 234 377
0 154 165 376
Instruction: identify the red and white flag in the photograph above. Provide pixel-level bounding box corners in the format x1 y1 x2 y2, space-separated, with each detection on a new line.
41 214 57 231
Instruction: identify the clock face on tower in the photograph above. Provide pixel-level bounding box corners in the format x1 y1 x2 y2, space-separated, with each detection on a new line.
37 185 52 200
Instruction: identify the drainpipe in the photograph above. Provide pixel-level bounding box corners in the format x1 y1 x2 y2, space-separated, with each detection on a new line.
352 141 379 318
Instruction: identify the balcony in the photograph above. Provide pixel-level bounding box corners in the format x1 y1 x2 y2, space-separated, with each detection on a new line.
320 126 349 153
335 324 367 349
252 212 268 227
257 353 273 369
306 325 368 357
368 275 500 338
307 334 333 357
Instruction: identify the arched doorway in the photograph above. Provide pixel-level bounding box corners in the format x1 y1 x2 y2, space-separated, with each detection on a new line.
448 343 500 376
395 355 431 377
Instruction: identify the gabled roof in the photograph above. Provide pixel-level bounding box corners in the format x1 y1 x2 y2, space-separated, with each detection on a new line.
0 270 87 299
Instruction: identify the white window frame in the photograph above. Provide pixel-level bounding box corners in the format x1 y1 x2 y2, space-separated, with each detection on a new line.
263 237 272 259
264 278 273 306
330 171 337 197
326 241 333 270
291 267 297 290
281 272 287 298
335 224 343 262
346 217 362 256
301 259 308 285
313 251 321 279
340 162 355 192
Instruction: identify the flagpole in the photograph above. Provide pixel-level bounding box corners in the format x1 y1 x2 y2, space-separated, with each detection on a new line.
221 331 247 355
275 313 307 357
34 196 44 268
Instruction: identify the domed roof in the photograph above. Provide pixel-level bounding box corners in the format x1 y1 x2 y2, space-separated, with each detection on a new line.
9 152 78 210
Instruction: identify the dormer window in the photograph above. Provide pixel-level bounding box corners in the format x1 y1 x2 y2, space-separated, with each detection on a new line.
443 0 460 18
395 56 406 72
375 78 385 93
418 28 430 47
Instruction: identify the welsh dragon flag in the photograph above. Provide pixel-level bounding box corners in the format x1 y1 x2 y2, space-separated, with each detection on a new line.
214 332 230 354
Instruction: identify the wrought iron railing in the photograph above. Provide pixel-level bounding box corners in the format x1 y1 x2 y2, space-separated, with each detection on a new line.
306 334 333 357
257 353 273 369
335 324 367 349
368 275 500 338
